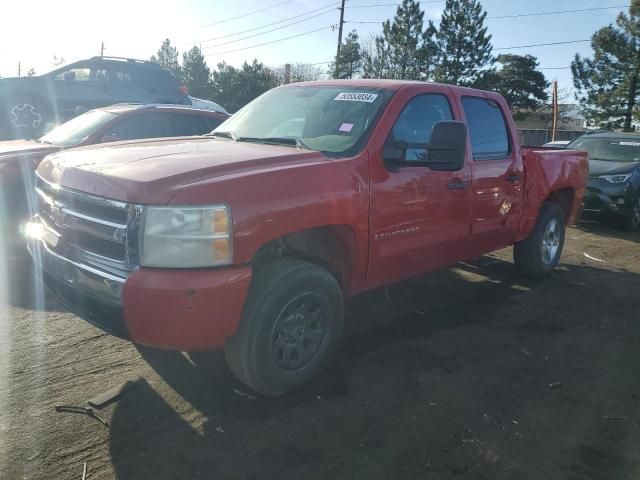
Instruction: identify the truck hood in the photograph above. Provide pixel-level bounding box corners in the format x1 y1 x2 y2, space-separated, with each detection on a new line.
37 136 328 204
0 140 58 160
588 159 640 177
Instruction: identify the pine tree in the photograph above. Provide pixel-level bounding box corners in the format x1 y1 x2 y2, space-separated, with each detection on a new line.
150 39 180 76
211 60 278 112
182 46 212 98
331 30 363 79
475 54 549 108
572 12 640 131
362 0 433 80
432 0 493 86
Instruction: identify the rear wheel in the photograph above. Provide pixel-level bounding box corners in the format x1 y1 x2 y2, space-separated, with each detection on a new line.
514 203 566 279
225 258 343 396
623 196 640 231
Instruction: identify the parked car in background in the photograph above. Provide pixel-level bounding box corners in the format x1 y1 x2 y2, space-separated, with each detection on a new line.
0 56 190 138
188 96 228 114
566 132 640 230
27 80 588 396
542 140 571 148
0 103 228 252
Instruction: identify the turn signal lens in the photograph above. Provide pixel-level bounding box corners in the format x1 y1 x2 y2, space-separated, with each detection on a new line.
213 209 229 235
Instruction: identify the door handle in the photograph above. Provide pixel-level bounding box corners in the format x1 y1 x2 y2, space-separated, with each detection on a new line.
447 180 469 190
506 174 520 183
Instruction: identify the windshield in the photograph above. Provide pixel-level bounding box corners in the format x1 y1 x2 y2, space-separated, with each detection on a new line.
212 86 391 155
40 109 118 146
568 136 640 162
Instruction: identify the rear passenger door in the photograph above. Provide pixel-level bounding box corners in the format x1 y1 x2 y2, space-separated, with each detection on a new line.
461 96 523 256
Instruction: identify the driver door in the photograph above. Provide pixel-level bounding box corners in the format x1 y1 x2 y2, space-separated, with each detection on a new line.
367 92 472 287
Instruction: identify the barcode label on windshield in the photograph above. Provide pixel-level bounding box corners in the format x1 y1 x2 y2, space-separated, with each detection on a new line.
334 92 378 103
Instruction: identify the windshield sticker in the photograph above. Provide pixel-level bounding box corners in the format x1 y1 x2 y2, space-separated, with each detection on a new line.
619 141 640 146
339 123 354 133
334 92 379 103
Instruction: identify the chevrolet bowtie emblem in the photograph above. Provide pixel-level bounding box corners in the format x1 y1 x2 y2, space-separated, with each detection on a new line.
499 199 512 216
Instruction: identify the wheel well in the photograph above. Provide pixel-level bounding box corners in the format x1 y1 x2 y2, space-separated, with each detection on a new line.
544 188 575 221
250 225 358 293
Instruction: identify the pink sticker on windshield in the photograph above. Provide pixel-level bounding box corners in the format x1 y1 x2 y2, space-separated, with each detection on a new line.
339 123 354 133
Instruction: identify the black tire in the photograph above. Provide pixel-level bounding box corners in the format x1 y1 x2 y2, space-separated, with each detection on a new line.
4 96 49 139
623 196 640 231
225 258 343 396
514 202 566 279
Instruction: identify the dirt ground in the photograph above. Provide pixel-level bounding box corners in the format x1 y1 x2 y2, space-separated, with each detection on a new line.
1 217 639 480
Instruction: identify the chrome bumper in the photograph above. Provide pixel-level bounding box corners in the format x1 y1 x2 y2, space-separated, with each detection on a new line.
28 235 129 338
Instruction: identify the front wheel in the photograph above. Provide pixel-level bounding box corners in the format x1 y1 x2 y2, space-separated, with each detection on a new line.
514 202 566 279
623 196 640 231
225 258 343 396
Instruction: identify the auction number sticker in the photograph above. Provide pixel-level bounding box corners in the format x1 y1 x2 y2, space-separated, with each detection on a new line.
334 92 379 102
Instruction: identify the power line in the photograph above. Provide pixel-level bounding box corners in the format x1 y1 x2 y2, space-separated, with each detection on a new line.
202 7 338 50
200 0 295 28
200 2 340 43
495 39 590 51
204 25 336 57
344 4 629 24
487 5 628 20
346 1 442 7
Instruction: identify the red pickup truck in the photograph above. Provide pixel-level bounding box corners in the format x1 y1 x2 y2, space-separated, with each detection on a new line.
27 80 588 396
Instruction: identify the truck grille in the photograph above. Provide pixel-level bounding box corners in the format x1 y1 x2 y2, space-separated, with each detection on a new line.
35 173 142 278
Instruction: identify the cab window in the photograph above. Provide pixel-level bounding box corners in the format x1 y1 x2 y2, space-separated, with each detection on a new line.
390 94 453 162
102 113 172 140
462 97 510 160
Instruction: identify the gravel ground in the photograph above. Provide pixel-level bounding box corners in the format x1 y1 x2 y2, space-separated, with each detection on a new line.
1 218 639 480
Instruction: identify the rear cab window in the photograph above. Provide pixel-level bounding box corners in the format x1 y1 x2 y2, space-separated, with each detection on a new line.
461 96 510 160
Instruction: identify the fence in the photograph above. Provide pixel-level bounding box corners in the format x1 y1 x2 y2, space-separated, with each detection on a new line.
517 129 585 146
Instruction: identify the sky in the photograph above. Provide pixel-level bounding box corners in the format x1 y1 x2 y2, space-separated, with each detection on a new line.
0 0 630 98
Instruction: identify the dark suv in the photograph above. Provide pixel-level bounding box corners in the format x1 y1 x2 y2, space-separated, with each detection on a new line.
0 56 189 138
568 132 640 230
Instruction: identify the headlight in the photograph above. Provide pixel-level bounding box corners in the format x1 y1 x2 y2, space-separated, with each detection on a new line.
599 174 631 184
140 205 231 268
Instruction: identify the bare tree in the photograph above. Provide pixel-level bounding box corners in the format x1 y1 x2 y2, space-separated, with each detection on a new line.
273 63 323 85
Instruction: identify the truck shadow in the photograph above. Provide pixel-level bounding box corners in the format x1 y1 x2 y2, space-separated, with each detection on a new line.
106 255 640 479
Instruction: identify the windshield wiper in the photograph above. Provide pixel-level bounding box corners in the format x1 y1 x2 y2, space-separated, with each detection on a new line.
37 139 54 145
208 131 238 141
235 136 311 150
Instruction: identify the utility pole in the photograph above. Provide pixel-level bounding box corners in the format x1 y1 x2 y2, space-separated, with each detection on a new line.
284 63 291 84
551 80 558 142
335 0 346 78
101 41 105 57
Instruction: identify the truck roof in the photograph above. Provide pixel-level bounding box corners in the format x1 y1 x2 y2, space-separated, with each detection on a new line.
287 78 487 96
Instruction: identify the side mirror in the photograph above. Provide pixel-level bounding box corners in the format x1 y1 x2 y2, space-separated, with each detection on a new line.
382 139 408 171
426 121 467 171
382 121 467 172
